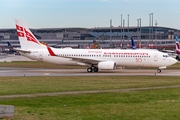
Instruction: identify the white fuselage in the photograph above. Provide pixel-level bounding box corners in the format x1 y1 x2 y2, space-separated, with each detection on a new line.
20 48 177 68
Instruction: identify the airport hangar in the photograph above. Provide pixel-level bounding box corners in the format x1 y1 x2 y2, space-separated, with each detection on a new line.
0 26 180 51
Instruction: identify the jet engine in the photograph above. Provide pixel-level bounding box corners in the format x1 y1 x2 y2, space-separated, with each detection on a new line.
98 61 116 70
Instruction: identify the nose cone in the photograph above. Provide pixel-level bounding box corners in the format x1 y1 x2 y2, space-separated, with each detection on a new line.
168 57 178 66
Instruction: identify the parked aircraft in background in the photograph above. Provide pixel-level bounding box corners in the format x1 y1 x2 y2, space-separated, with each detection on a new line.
3 42 17 54
14 19 177 73
85 45 90 49
7 42 17 54
175 36 180 60
161 36 179 60
131 37 137 49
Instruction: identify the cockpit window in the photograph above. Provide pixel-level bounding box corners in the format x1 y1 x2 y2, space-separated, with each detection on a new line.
163 55 169 57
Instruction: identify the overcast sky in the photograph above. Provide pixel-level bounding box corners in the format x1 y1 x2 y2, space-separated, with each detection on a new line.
1 0 180 29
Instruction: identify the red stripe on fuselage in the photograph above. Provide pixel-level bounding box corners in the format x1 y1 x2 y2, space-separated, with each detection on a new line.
46 45 57 56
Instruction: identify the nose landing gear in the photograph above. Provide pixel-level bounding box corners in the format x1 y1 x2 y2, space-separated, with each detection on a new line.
157 69 161 73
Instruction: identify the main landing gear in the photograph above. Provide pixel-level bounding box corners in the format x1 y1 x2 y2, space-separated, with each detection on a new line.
87 67 99 72
176 56 180 61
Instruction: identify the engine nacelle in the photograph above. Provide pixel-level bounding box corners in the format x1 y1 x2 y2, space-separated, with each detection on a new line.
98 61 116 70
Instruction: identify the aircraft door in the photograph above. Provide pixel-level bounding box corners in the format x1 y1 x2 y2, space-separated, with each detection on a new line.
154 53 158 61
39 51 43 61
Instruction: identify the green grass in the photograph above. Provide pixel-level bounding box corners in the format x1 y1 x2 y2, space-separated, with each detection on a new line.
1 88 180 120
0 76 180 95
1 76 180 119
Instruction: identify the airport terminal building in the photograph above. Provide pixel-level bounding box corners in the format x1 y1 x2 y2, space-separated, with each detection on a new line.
0 25 180 51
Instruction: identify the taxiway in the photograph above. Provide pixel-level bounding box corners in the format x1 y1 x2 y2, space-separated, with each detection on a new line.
0 67 179 76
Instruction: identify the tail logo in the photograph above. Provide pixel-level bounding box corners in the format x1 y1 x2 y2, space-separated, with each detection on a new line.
16 24 40 44
17 32 25 37
16 25 23 31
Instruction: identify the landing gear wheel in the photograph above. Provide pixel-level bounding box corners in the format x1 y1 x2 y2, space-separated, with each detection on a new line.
87 67 93 72
93 67 99 72
157 69 161 73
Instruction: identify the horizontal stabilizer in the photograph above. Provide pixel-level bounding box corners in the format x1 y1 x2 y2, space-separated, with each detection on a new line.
13 48 31 53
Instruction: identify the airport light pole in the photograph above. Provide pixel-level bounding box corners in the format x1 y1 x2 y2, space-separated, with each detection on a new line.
110 19 112 46
149 13 154 48
155 20 158 49
121 14 122 41
139 18 141 48
123 19 125 43
127 14 129 38
137 18 141 48
127 14 130 45
149 14 151 40
137 19 139 40
151 13 154 42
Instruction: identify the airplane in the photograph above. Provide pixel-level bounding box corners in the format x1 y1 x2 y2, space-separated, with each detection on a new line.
14 19 177 73
161 36 179 60
131 37 176 59
175 36 180 60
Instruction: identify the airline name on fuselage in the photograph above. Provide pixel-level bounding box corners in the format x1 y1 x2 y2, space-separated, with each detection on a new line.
88 51 102 53
88 51 149 56
104 52 149 56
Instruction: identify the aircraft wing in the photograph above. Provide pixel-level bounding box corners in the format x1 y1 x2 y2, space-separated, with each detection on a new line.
161 50 175 53
63 56 106 65
47 45 106 65
13 48 31 53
